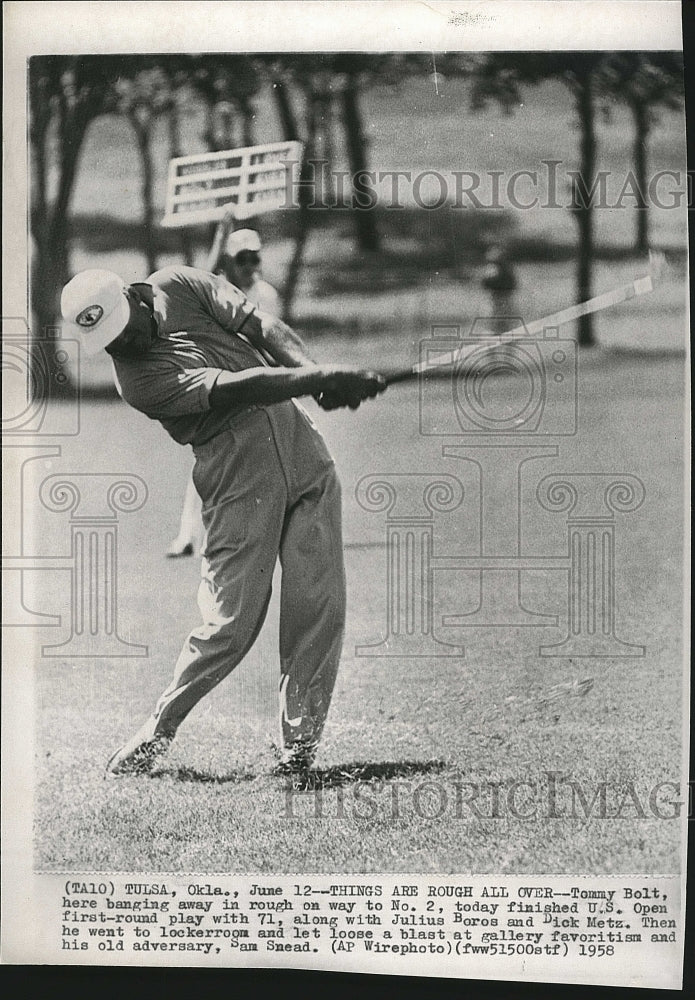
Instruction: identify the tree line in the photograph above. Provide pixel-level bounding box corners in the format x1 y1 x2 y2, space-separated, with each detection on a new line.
30 52 682 345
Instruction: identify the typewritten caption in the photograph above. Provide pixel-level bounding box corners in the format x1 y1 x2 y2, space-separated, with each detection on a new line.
42 875 681 983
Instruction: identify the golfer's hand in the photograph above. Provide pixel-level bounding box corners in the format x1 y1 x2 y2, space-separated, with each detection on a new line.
315 368 387 411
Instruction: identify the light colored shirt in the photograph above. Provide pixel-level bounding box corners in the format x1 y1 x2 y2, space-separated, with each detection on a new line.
112 266 267 446
244 276 281 316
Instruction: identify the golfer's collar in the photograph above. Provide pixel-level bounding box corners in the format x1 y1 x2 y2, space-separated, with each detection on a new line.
132 282 162 338
151 292 163 338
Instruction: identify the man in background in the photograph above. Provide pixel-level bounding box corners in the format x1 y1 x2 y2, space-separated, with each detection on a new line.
167 211 281 557
481 243 519 328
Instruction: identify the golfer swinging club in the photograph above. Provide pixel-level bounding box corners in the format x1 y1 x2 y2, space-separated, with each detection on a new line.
61 264 387 778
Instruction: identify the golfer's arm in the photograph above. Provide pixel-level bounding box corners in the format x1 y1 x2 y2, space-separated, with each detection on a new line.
208 365 326 409
240 310 316 367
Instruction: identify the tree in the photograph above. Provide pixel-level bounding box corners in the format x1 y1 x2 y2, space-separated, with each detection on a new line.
269 54 388 256
157 56 196 266
112 62 174 275
313 68 338 208
258 53 442 317
269 58 323 323
188 55 261 152
257 55 338 321
472 53 609 346
601 53 683 253
267 61 301 143
569 56 600 348
29 56 121 335
333 54 382 252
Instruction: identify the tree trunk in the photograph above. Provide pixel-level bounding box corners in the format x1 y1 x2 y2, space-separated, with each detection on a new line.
282 218 310 327
28 65 116 396
215 101 236 149
316 87 336 206
166 98 193 265
29 83 50 243
32 138 48 239
239 97 255 147
31 114 84 396
341 72 379 252
33 230 67 337
131 113 158 275
272 74 300 141
573 69 596 347
29 96 51 333
32 103 90 333
202 96 216 151
631 100 650 255
282 83 319 323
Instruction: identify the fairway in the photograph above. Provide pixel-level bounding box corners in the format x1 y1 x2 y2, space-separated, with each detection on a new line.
33 334 685 874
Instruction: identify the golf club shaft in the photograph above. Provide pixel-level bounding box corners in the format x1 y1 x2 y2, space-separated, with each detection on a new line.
383 271 656 385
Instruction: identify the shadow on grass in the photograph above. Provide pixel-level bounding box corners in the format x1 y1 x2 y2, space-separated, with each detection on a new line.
68 206 684 287
68 205 512 298
149 759 447 789
150 766 257 784
289 759 448 791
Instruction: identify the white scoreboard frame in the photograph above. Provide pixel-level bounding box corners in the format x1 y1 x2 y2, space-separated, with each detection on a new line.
161 140 304 228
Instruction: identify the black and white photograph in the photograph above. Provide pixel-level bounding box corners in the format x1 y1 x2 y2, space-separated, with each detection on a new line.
2 0 689 986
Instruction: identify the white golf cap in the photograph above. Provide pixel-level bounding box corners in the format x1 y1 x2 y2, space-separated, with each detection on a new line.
224 229 262 257
61 269 131 356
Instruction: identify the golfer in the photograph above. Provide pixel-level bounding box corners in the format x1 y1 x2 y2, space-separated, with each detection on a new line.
61 264 386 779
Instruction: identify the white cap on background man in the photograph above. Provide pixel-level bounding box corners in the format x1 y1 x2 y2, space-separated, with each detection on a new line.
223 229 262 257
61 269 131 355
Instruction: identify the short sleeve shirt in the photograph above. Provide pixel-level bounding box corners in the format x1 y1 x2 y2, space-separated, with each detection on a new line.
248 277 281 316
112 266 267 446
